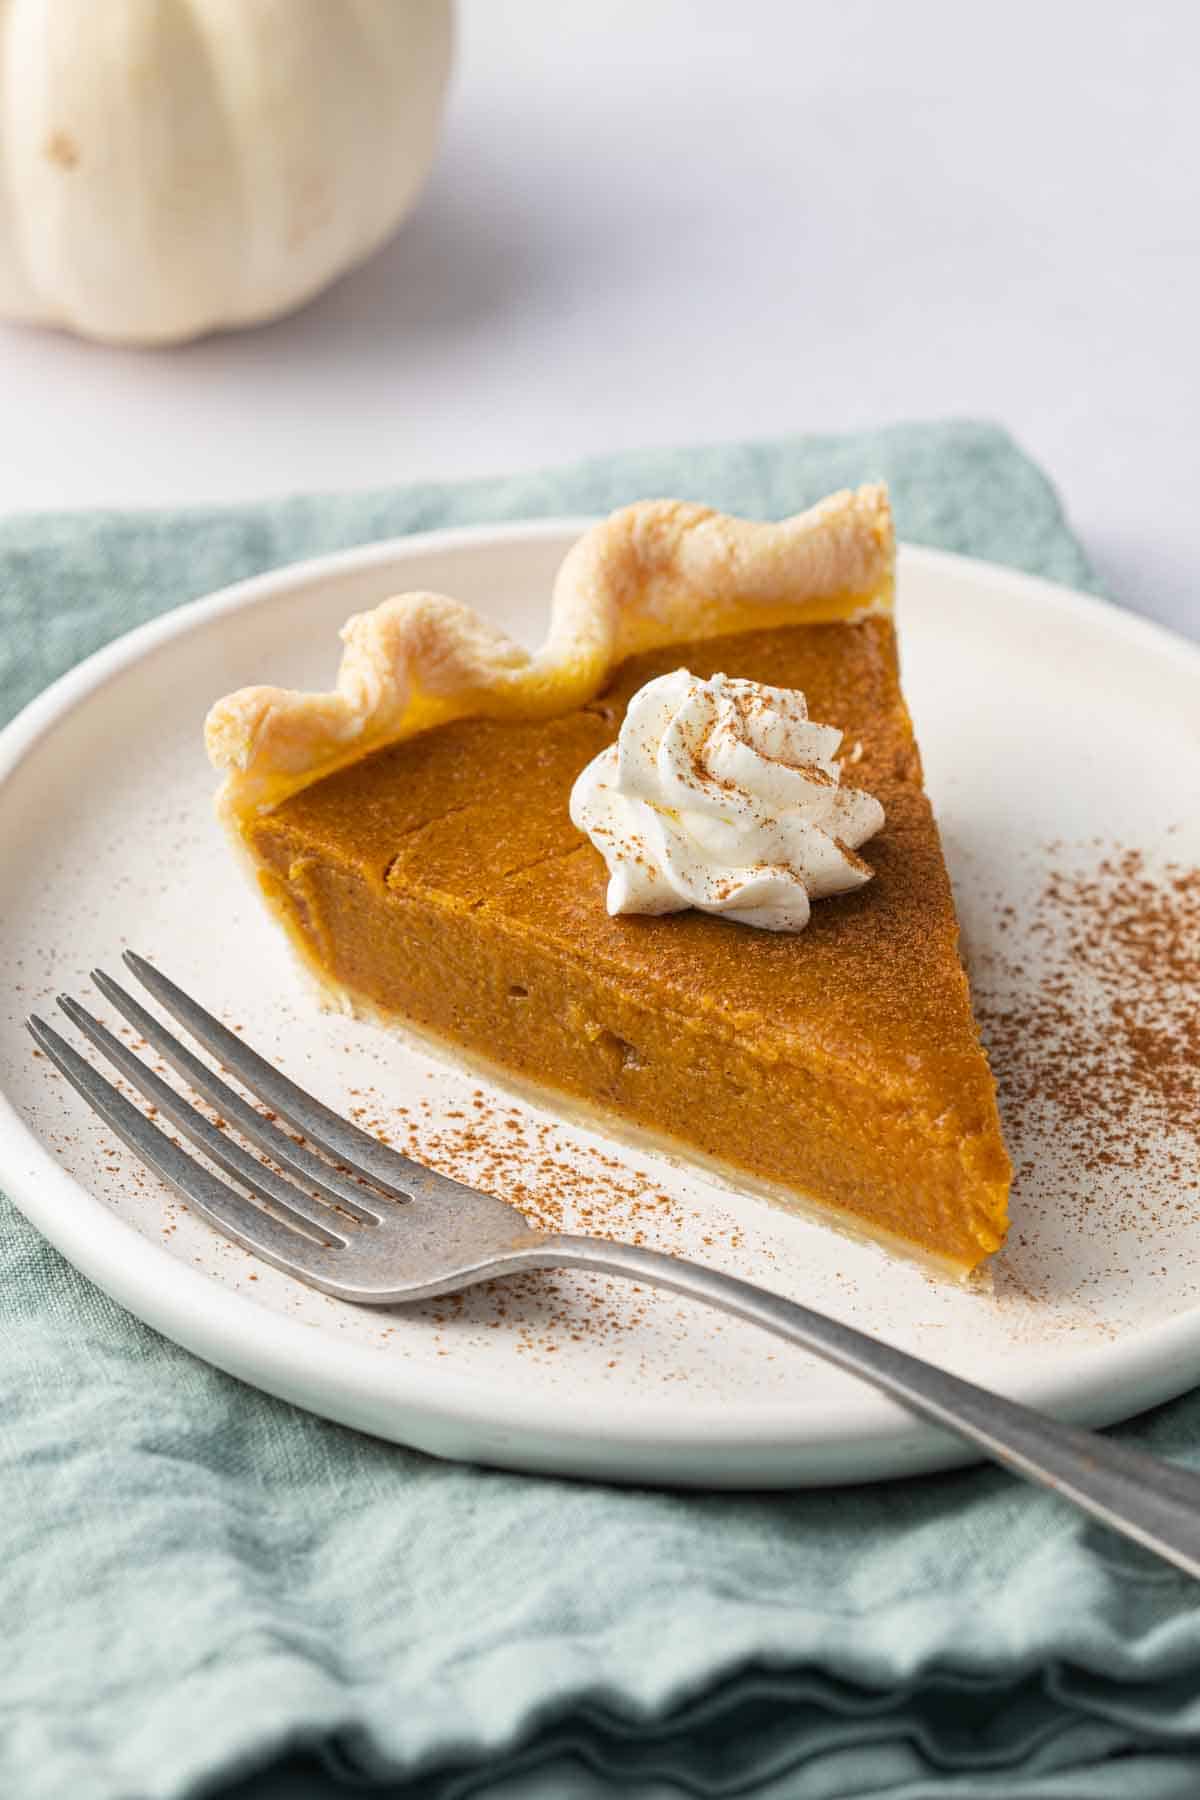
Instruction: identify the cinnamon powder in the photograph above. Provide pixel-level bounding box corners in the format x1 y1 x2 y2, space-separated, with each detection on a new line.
975 846 1200 1204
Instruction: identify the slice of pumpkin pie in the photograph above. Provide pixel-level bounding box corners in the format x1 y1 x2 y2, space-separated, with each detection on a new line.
206 487 1011 1276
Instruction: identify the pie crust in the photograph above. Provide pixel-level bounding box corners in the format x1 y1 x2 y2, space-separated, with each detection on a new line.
207 487 894 822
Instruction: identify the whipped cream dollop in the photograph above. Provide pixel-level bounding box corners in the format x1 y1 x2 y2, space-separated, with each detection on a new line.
569 669 884 933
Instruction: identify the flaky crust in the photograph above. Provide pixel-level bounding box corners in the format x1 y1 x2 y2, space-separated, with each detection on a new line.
206 486 894 821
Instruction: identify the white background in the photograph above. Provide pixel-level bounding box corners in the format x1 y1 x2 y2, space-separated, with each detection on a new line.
1 0 1196 640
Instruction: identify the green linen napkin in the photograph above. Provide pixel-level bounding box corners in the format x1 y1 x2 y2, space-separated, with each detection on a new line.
3 420 1198 1800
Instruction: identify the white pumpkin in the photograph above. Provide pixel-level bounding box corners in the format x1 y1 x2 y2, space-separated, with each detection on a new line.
0 0 453 345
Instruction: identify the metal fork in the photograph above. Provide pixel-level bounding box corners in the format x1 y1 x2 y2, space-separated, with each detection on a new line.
27 952 1200 1579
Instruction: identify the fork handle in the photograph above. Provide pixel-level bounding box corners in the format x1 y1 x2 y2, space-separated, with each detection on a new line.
523 1234 1200 1579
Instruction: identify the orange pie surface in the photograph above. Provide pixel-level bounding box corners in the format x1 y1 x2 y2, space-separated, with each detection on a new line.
207 491 1011 1277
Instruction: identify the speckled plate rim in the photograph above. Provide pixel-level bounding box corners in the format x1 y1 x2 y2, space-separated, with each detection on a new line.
2 519 1199 1487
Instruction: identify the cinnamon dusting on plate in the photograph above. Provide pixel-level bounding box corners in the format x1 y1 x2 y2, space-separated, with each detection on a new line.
976 845 1200 1226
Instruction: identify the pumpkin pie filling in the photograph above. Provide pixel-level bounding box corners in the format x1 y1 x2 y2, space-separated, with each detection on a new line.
209 490 1011 1276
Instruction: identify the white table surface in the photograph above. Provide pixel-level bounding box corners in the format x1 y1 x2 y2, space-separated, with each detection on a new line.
1 0 1195 642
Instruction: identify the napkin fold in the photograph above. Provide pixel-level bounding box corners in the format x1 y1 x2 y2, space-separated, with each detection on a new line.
4 421 1199 1800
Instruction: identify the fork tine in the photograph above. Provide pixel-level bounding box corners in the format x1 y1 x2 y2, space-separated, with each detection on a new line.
26 1015 336 1280
123 952 427 1200
55 996 349 1245
91 969 382 1224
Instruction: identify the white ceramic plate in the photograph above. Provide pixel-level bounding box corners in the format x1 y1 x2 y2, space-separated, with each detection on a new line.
2 522 1198 1487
